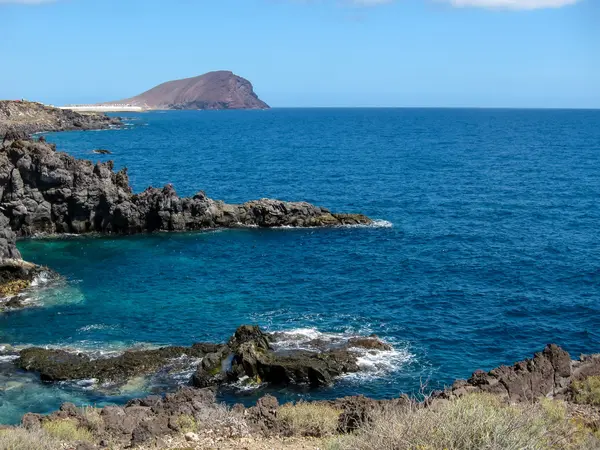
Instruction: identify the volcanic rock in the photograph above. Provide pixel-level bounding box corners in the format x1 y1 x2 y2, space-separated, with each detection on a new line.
0 101 121 138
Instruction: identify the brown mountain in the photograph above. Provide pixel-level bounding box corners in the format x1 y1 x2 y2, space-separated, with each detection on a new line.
110 71 269 110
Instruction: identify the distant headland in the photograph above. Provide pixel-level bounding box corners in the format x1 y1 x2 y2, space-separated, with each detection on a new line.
102 70 270 111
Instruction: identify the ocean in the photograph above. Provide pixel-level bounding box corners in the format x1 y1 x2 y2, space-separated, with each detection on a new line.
1 108 599 424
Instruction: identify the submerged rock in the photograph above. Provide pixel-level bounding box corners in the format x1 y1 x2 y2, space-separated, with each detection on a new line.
0 259 46 310
14 325 385 390
16 344 216 382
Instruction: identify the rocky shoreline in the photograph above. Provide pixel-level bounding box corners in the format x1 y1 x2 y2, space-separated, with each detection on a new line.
10 325 388 388
6 343 600 449
0 133 371 308
0 101 121 137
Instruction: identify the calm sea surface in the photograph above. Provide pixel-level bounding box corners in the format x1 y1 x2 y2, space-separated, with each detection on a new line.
1 108 599 423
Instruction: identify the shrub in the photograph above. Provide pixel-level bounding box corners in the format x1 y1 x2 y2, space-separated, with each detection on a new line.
42 419 93 443
176 414 198 434
0 427 62 450
328 393 600 450
80 406 103 430
572 376 600 406
278 402 341 437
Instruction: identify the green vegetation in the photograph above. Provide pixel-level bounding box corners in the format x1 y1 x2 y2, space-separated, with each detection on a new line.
572 376 600 406
278 402 341 437
42 419 94 443
328 394 600 450
0 280 29 298
0 428 62 450
175 414 198 434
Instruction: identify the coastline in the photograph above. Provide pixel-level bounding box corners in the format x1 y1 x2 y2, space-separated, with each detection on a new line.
3 343 600 449
0 101 122 137
0 106 597 450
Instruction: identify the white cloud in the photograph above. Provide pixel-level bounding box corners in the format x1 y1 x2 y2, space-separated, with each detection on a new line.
0 0 55 3
444 0 580 9
351 0 394 4
341 0 581 8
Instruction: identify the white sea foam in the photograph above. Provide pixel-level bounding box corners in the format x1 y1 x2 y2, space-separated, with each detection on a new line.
265 219 393 231
231 375 266 392
0 355 19 363
270 327 414 381
30 271 52 287
371 219 393 228
344 347 414 382
77 324 120 333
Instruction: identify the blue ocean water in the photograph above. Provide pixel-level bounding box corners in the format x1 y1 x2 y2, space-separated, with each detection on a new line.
1 108 600 424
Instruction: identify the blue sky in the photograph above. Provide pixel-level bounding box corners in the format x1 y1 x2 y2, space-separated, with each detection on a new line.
0 0 597 108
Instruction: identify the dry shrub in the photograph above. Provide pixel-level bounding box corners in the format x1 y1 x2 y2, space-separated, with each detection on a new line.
328 393 600 450
0 427 62 450
194 403 249 438
278 402 341 437
80 406 103 432
42 418 93 443
572 376 600 407
176 414 198 434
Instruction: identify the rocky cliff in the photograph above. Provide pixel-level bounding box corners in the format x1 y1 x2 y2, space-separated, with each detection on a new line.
0 101 121 138
112 71 269 110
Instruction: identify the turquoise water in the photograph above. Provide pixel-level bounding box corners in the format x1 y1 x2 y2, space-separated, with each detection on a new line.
1 108 600 424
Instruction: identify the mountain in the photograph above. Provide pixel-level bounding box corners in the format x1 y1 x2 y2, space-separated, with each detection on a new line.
110 71 269 110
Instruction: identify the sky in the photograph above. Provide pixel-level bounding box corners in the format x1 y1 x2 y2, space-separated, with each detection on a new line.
0 0 597 108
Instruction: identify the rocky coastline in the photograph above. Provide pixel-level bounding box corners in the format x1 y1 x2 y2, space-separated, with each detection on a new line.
10 325 387 388
5 342 600 449
0 101 121 137
0 133 371 308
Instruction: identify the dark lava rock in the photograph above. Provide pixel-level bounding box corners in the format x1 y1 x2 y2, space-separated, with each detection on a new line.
347 336 392 351
193 325 362 388
434 344 600 402
93 149 112 155
0 101 121 137
16 344 211 382
0 139 372 240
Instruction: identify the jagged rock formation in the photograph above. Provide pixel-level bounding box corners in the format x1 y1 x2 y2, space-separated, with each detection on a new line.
0 101 121 138
433 344 600 402
15 345 600 448
0 136 370 244
0 135 370 303
14 325 387 388
111 71 269 110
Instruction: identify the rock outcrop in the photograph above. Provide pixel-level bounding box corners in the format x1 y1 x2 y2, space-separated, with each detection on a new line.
0 135 371 301
16 345 600 448
0 101 121 138
110 71 269 110
433 344 600 403
16 343 222 382
15 326 386 389
0 136 371 239
192 325 374 388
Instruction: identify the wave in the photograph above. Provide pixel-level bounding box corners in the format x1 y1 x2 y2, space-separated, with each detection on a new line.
270 327 414 381
77 324 120 333
263 219 393 231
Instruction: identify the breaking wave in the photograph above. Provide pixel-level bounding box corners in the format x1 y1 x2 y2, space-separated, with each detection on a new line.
270 327 414 381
